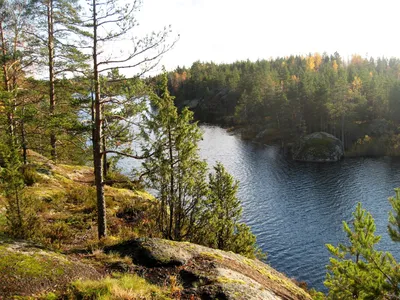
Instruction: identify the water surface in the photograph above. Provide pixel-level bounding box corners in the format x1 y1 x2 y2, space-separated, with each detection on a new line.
197 125 400 291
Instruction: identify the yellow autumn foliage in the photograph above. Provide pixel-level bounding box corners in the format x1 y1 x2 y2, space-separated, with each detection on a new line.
306 56 315 71
332 60 338 72
314 53 322 69
351 76 362 91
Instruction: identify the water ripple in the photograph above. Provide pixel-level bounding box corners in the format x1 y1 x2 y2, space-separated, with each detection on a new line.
198 125 400 292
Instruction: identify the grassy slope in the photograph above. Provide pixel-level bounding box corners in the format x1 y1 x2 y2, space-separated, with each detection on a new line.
0 151 173 298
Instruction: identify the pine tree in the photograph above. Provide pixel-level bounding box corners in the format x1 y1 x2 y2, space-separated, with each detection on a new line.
198 162 260 258
86 0 175 239
26 0 89 161
325 203 398 299
0 142 37 238
388 188 400 242
142 73 208 241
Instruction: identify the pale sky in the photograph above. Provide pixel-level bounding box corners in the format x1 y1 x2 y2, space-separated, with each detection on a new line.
133 0 400 73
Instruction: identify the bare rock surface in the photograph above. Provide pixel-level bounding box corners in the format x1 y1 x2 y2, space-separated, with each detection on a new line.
106 238 312 300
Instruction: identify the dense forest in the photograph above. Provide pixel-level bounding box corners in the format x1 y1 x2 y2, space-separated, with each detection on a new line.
162 54 400 155
3 0 400 299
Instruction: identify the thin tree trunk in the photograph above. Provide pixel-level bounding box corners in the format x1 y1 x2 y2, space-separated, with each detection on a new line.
102 128 108 178
0 21 9 92
0 20 14 139
21 106 27 164
92 0 106 239
175 159 182 241
168 126 174 240
47 0 56 161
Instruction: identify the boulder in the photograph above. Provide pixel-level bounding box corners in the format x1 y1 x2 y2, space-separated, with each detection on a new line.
106 238 312 300
292 132 344 162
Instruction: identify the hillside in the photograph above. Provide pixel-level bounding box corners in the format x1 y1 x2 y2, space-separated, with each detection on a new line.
0 151 312 299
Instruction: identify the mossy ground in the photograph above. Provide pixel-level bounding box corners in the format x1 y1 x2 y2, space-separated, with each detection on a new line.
0 241 100 297
0 151 167 299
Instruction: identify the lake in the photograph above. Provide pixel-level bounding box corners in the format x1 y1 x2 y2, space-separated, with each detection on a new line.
197 125 400 292
118 124 400 292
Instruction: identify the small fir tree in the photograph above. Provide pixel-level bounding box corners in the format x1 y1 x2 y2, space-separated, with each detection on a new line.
325 203 398 299
197 162 261 258
388 188 400 242
0 143 38 238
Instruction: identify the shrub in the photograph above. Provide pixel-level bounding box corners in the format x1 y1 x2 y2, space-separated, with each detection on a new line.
66 185 96 207
105 171 136 190
22 164 43 186
42 221 73 248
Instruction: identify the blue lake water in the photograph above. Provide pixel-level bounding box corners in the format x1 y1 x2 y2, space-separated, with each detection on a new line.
119 124 400 291
197 125 400 292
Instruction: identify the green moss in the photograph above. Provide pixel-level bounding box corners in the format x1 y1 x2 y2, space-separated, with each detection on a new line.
241 257 311 298
200 251 223 261
52 173 74 185
0 245 69 278
41 292 58 300
133 190 156 201
24 185 65 203
57 164 89 172
216 277 246 285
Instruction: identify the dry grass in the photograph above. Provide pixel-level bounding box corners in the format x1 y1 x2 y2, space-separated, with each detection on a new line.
69 274 173 300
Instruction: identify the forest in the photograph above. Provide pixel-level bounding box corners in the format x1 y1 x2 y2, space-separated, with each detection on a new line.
163 54 400 155
2 0 400 299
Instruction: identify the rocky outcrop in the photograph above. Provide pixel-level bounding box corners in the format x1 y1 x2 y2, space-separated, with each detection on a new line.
106 238 312 300
0 240 101 298
292 132 344 162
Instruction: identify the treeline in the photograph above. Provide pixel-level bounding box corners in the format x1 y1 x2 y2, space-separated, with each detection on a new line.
163 54 400 155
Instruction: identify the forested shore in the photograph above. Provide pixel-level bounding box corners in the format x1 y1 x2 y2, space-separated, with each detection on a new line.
161 54 400 156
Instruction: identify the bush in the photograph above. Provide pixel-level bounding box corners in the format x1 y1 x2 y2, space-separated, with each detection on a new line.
66 185 96 207
22 164 43 186
42 221 73 248
105 171 137 190
6 195 40 239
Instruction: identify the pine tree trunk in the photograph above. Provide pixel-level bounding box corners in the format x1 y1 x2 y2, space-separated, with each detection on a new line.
0 20 14 139
0 20 9 92
21 106 27 165
93 1 106 239
47 0 56 161
102 131 108 178
168 126 174 240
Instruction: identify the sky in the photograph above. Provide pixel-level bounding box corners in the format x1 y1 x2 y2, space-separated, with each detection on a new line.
131 0 400 74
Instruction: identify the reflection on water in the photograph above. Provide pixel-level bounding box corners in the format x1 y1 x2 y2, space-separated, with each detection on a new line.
198 125 400 291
